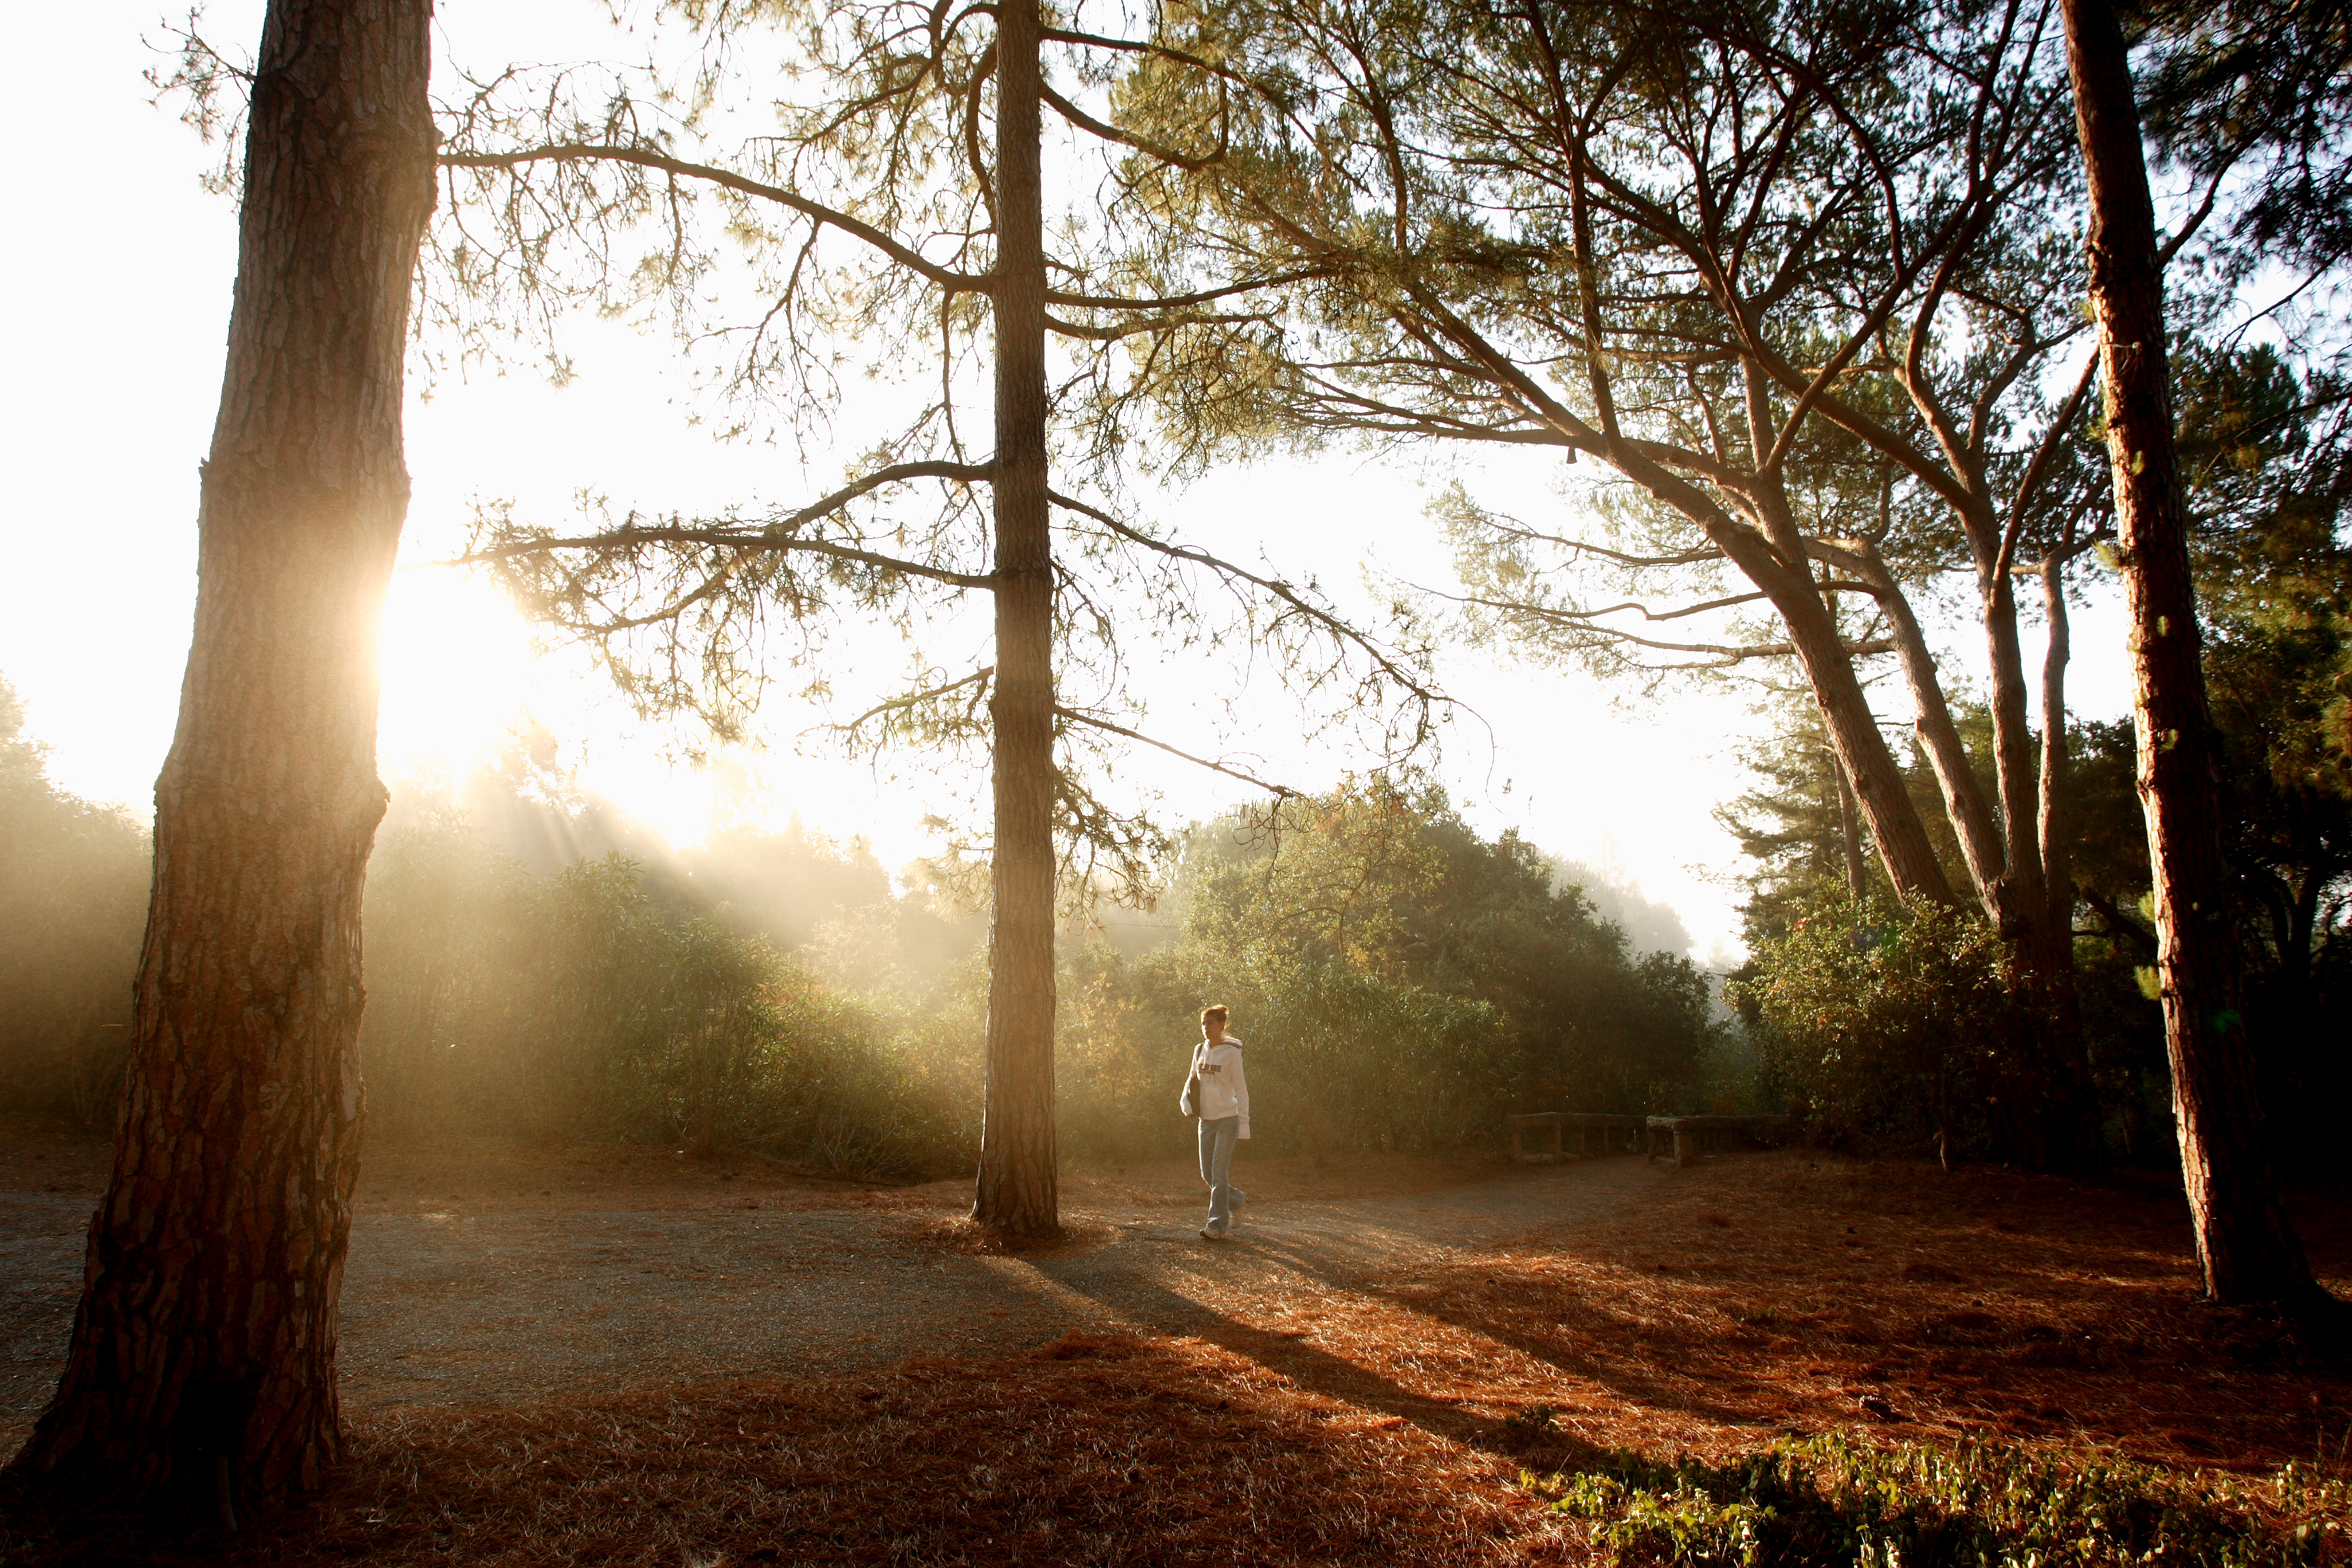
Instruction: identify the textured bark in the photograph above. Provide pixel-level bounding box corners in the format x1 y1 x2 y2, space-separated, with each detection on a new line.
6 0 435 1500
2063 0 2321 1305
971 0 1060 1237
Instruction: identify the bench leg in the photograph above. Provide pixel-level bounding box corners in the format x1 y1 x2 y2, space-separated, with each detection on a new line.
1673 1128 1695 1168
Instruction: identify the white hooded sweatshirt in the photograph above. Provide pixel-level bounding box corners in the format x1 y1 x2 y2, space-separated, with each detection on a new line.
1189 1036 1251 1138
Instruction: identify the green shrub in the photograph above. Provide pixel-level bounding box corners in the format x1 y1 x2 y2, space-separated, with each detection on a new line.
1072 779 1724 1160
1532 1433 2350 1568
0 679 148 1121
1729 896 2024 1161
361 820 969 1177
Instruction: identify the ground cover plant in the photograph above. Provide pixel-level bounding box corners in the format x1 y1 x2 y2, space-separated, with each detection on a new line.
1532 1434 2349 1567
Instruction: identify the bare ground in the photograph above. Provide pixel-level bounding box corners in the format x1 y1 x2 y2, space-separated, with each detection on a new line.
1 1123 1657 1434
3 1120 2348 1565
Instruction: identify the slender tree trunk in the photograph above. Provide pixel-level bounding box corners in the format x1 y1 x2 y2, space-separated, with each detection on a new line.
973 0 1059 1236
1779 589 1957 906
1874 567 2008 895
1866 538 2098 1167
1984 558 2100 1173
2026 552 2101 1166
1983 568 2054 926
6 0 435 1502
1832 746 1868 900
2039 556 2076 939
2062 0 2322 1306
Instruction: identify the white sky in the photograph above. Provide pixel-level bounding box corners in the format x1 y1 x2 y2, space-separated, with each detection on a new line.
0 1 2144 963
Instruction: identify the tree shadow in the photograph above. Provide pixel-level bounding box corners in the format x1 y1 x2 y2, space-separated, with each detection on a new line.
1209 1223 1787 1434
995 1240 1529 1453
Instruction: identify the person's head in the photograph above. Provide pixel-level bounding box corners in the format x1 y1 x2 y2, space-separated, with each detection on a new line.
1200 1004 1230 1042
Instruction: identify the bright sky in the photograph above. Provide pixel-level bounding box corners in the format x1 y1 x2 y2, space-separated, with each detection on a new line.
0 1 2143 963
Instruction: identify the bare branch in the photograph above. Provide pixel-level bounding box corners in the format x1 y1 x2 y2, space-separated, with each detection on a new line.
440 143 991 293
1055 706 1299 797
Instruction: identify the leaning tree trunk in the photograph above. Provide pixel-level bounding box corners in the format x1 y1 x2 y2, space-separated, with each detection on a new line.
2061 0 2322 1306
6 0 435 1503
972 0 1060 1236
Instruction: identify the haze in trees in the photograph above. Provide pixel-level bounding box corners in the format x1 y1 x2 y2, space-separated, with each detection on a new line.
1106 0 2127 1166
0 677 147 1125
432 0 1440 1235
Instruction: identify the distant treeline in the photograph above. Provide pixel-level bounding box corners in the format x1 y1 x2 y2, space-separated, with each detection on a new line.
14 644 2342 1181
0 683 147 1124
0 690 1719 1175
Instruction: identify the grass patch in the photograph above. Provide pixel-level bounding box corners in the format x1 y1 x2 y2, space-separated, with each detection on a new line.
1527 1432 2352 1567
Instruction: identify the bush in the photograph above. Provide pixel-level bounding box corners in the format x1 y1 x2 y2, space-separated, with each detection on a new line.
1532 1432 2350 1568
1067 942 1514 1159
3 737 1725 1178
0 679 148 1121
1730 895 2025 1162
361 820 969 1178
1049 780 1724 1161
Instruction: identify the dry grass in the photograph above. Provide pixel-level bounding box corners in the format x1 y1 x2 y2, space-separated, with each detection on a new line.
1175 1153 2352 1475
3 1334 1560 1567
5 1140 2348 1567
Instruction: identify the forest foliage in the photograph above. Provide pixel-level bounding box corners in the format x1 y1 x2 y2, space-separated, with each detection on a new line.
0 681 146 1124
0 719 1713 1175
5 0 2347 1187
1722 339 2351 1171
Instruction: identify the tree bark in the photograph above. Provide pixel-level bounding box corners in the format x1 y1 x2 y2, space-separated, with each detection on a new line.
1777 586 1957 906
1832 746 1868 900
972 0 1060 1236
2039 554 2076 939
6 0 435 1502
1871 558 2009 897
2061 0 2322 1306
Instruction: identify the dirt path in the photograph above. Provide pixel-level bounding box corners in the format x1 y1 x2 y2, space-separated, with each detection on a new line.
0 1134 1667 1440
16 1126 2343 1487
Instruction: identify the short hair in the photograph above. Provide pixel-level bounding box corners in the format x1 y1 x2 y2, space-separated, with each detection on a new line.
1200 1004 1230 1027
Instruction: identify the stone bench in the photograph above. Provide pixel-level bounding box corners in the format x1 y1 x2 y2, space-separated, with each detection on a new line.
1504 1112 1564 1163
1645 1114 1796 1167
1561 1112 1648 1155
1505 1111 1651 1162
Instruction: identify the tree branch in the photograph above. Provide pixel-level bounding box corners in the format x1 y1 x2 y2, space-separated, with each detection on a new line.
835 665 996 734
460 524 998 591
1055 706 1299 797
440 143 991 293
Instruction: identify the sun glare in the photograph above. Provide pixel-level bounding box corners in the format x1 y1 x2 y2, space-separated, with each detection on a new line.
372 568 945 865
375 569 547 788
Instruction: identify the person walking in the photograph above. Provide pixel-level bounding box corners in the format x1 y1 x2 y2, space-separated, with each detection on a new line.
1182 1005 1249 1240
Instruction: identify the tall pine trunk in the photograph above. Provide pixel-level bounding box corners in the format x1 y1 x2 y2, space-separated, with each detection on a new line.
7 0 435 1501
972 0 1060 1236
2061 0 2323 1306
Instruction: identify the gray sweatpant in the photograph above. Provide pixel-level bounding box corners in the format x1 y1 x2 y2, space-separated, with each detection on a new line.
1198 1115 1245 1233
